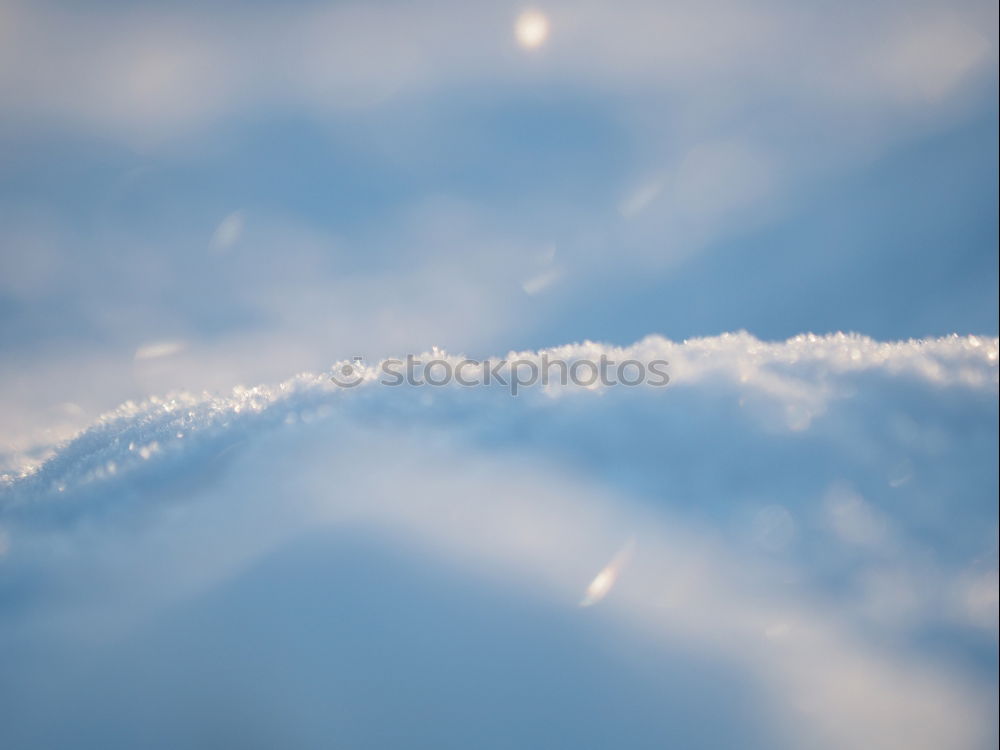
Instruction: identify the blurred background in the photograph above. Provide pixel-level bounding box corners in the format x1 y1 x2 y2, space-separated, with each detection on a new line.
0 1 998 748
1 0 997 462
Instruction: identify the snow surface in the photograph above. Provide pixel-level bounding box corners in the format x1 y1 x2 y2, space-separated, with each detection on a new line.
1 333 998 749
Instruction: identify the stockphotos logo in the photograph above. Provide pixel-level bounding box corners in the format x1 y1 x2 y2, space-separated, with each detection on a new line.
330 353 670 396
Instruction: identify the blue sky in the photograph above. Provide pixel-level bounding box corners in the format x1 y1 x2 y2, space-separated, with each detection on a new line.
1 1 998 748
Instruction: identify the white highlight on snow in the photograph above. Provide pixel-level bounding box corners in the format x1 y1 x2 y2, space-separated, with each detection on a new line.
211 210 245 251
580 537 635 607
521 267 563 295
619 177 664 219
134 340 186 361
515 9 550 50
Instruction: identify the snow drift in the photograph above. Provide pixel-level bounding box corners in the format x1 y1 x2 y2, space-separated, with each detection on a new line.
1 333 997 749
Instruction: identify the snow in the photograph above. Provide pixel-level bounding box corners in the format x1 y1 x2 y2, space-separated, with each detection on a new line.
1 332 997 748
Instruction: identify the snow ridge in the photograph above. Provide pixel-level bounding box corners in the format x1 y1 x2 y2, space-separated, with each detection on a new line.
2 332 995 509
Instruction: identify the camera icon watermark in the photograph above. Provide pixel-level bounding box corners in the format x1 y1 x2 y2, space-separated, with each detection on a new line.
330 356 366 388
331 353 669 395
